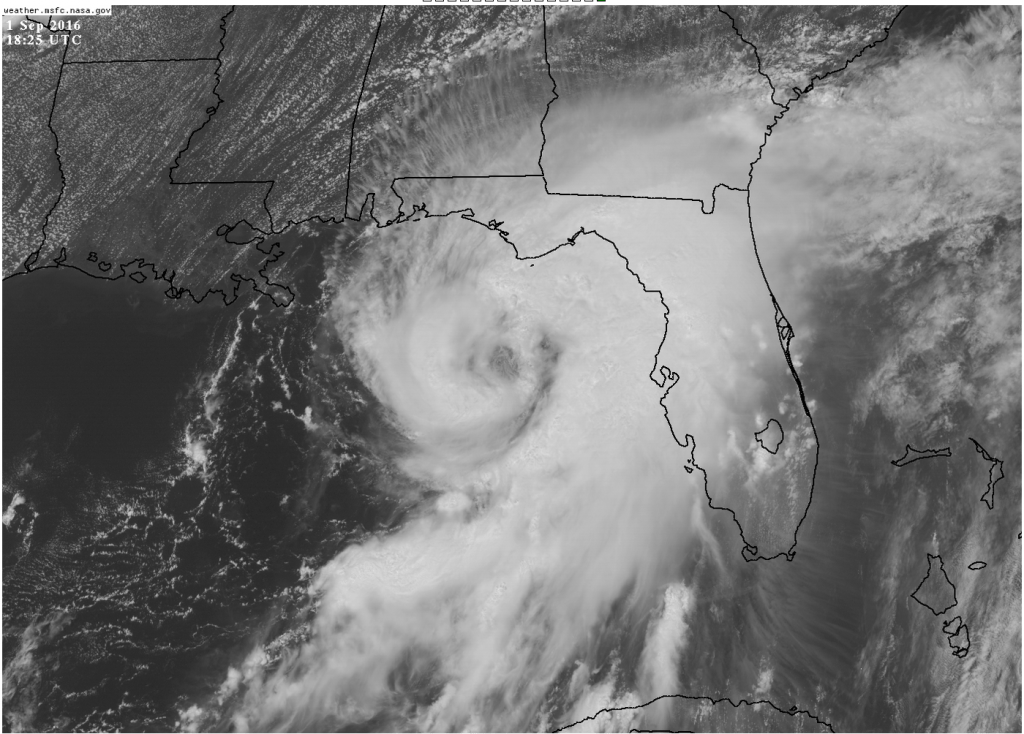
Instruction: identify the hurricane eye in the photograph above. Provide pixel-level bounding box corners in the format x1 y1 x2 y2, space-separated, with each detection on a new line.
489 344 519 380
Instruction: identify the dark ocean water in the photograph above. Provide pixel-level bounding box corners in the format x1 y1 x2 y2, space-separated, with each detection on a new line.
1 227 403 731
3 268 225 728
4 6 1019 730
3 267 217 729
3 268 218 477
5 198 1018 734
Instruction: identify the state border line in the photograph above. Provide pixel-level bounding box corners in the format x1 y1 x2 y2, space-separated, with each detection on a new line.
9 5 904 558
7 6 390 307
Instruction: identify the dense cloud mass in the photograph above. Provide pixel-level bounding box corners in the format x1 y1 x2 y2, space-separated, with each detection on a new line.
234 209 702 730
1 6 1018 733
219 6 1020 731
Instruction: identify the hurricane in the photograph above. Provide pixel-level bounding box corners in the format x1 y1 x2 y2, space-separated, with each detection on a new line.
222 7 1020 732
3 6 1017 734
235 163 708 733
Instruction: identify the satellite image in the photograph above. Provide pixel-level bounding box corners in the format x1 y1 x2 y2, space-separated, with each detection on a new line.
2 3 1020 732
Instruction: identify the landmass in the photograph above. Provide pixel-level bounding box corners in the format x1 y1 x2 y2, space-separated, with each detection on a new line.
2 7 548 302
1 6 901 566
723 6 904 105
942 616 971 658
1 6 920 732
554 693 833 733
755 419 785 454
968 437 1004 510
541 6 772 201
910 553 958 616
968 561 987 571
890 443 951 467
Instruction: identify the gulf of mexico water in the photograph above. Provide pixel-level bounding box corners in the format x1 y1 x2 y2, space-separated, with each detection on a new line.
2 224 403 731
3 265 225 728
3 267 219 478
